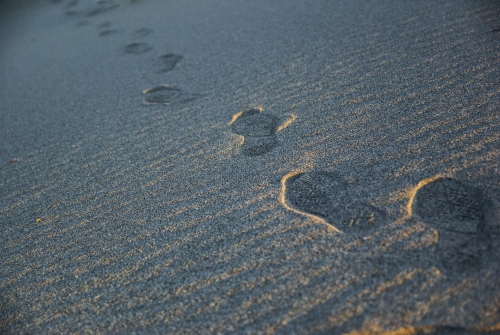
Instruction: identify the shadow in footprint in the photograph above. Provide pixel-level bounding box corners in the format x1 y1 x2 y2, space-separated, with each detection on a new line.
124 43 152 54
142 85 198 106
155 53 183 72
411 177 496 275
230 109 278 156
285 171 386 233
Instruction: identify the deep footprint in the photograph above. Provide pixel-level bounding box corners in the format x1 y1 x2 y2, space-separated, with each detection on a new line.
231 109 278 156
411 177 494 274
124 43 152 54
285 171 386 232
155 54 183 72
412 177 491 233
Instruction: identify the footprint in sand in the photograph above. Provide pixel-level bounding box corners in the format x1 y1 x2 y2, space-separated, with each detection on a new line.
230 109 279 156
97 21 119 36
284 170 387 233
142 85 198 106
87 0 119 16
124 43 152 54
99 29 119 36
411 177 496 275
155 53 183 73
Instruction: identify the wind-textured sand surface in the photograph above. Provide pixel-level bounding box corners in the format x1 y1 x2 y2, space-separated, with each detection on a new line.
1 0 500 334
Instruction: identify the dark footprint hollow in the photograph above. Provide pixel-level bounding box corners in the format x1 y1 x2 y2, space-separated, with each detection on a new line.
411 177 495 275
155 54 183 72
285 171 386 232
231 109 278 156
124 43 152 54
143 86 181 105
412 177 491 233
142 85 197 105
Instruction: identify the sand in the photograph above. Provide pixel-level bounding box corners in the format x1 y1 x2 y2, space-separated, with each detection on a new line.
1 0 499 334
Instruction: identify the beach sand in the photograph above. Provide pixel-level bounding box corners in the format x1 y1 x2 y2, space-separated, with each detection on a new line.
1 0 499 333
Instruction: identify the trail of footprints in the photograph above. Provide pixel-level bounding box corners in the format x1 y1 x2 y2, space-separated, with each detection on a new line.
283 172 497 276
226 106 498 277
56 0 191 106
57 0 498 278
47 0 500 329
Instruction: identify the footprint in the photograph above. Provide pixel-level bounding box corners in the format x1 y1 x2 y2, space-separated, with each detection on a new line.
87 0 119 16
142 85 198 105
410 177 495 274
230 109 278 156
99 29 119 36
155 54 183 72
132 28 153 38
284 171 386 232
124 43 152 54
412 178 492 233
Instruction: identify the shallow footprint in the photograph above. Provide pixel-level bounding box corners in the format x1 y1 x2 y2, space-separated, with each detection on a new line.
87 0 119 16
285 171 386 232
410 177 495 275
412 177 491 233
99 29 119 36
155 53 183 72
230 109 278 156
124 43 152 54
142 85 197 105
132 28 153 38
